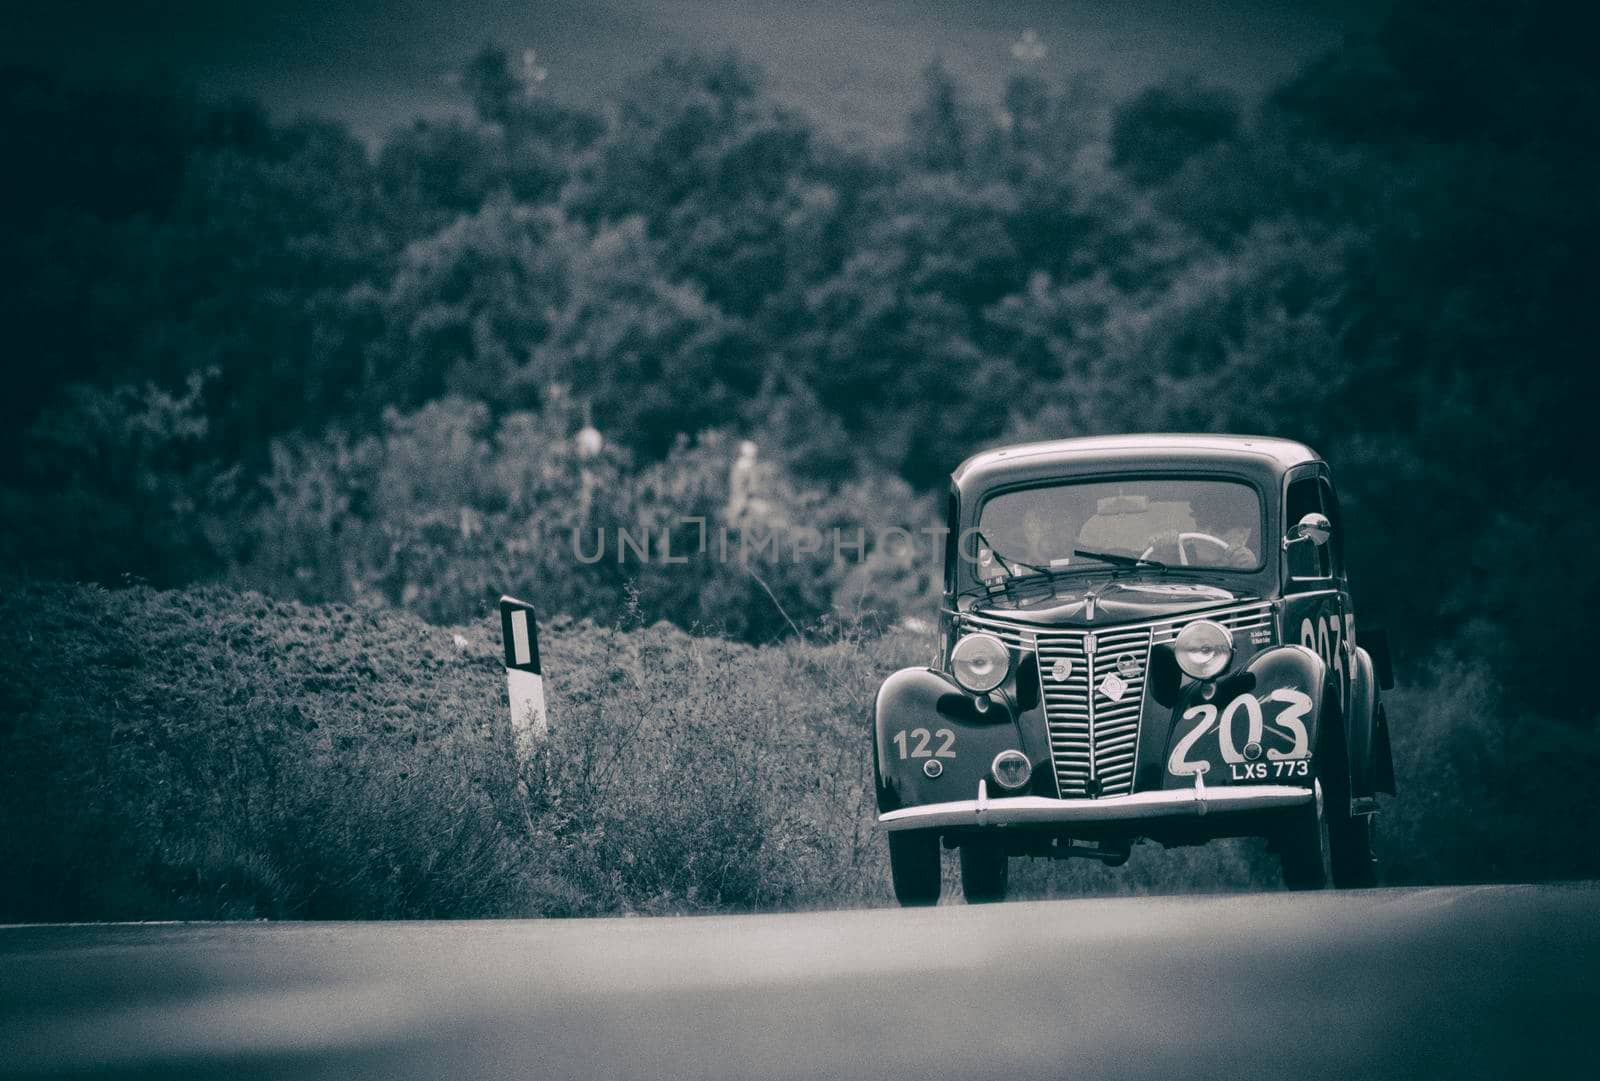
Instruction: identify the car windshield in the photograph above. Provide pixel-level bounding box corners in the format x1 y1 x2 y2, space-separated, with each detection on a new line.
974 477 1263 576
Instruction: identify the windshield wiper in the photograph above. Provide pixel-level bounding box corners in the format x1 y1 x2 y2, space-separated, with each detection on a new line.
973 530 1053 578
1072 548 1168 572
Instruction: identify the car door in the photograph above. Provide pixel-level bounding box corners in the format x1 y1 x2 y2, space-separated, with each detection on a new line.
1281 467 1351 714
1318 472 1357 714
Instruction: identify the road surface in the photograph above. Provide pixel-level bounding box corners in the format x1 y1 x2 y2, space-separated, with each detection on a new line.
3 884 1596 1079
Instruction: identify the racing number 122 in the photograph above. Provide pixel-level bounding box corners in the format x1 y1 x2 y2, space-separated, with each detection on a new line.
893 728 956 760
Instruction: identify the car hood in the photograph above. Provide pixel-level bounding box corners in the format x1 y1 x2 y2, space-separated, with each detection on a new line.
972 579 1257 627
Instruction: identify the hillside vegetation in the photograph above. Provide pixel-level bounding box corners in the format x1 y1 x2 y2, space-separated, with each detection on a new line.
3 2 1597 687
1 0 1597 912
3 580 1595 921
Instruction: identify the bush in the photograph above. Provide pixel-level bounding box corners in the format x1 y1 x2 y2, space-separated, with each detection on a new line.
0 578 926 919
241 403 938 639
1379 655 1600 885
6 577 1588 922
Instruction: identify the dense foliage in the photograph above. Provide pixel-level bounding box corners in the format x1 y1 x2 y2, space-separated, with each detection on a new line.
1 0 1596 905
7 580 1589 921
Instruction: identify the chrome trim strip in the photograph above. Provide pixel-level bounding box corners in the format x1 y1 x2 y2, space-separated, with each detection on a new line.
878 785 1314 831
961 599 1274 642
1085 637 1099 788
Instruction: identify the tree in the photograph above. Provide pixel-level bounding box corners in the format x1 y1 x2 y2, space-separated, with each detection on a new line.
1110 77 1240 186
2 374 232 584
906 61 973 173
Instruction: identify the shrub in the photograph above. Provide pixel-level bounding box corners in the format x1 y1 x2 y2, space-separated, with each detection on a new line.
1379 654 1600 885
241 405 938 640
4 578 1590 922
0 579 924 919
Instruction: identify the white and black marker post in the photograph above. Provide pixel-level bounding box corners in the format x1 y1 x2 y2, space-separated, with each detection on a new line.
499 595 547 753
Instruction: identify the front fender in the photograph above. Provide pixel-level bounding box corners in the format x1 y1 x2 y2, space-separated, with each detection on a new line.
1347 646 1395 800
873 667 1049 813
1155 644 1341 789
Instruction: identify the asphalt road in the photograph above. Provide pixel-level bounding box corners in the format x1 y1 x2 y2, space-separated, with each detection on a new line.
3 884 1596 1080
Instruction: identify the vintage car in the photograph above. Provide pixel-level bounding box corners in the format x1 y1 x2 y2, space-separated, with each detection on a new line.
874 435 1396 904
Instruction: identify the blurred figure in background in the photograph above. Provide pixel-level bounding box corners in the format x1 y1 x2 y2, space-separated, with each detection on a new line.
725 439 778 530
575 402 603 526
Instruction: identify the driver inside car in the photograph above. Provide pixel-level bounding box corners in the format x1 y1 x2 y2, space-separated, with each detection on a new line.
1140 495 1257 569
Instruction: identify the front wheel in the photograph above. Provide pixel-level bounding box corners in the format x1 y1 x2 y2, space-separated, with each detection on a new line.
959 840 1009 904
888 830 941 907
1278 791 1328 890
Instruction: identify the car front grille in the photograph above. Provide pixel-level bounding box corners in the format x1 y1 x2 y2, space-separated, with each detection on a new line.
962 601 1275 798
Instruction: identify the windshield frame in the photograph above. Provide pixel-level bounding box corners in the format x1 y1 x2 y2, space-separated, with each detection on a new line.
963 470 1271 587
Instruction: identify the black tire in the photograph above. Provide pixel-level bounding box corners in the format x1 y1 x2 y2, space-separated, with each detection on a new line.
1278 793 1329 890
959 840 1009 904
1330 813 1378 888
888 830 941 907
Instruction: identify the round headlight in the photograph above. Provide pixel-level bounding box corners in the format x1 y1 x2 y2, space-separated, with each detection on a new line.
991 749 1032 790
1174 620 1234 680
951 632 1009 693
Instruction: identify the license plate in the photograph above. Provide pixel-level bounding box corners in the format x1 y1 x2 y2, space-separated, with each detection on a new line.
1226 758 1309 782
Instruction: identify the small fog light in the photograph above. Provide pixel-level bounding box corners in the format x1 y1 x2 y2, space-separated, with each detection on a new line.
991 750 1032 790
923 759 943 779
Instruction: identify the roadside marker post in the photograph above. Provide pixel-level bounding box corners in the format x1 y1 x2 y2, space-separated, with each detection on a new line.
499 595 547 753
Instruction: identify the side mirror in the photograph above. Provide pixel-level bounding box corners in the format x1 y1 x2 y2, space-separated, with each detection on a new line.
1283 512 1332 581
1287 512 1332 547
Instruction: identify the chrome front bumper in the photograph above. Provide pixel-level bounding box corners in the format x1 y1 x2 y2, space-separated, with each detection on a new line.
877 777 1315 832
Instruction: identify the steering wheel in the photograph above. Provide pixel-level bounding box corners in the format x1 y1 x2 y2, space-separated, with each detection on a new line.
1140 531 1233 567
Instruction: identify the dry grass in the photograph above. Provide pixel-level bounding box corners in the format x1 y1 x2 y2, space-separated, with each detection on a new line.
0 579 923 919
3 579 1587 921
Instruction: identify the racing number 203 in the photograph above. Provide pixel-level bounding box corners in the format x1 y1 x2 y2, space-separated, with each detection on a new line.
892 728 956 760
1167 689 1313 776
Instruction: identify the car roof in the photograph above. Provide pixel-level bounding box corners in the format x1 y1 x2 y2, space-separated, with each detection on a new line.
951 433 1322 494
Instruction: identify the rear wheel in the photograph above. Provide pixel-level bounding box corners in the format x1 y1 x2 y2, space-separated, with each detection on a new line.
959 840 1010 904
1330 813 1379 888
888 830 941 907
